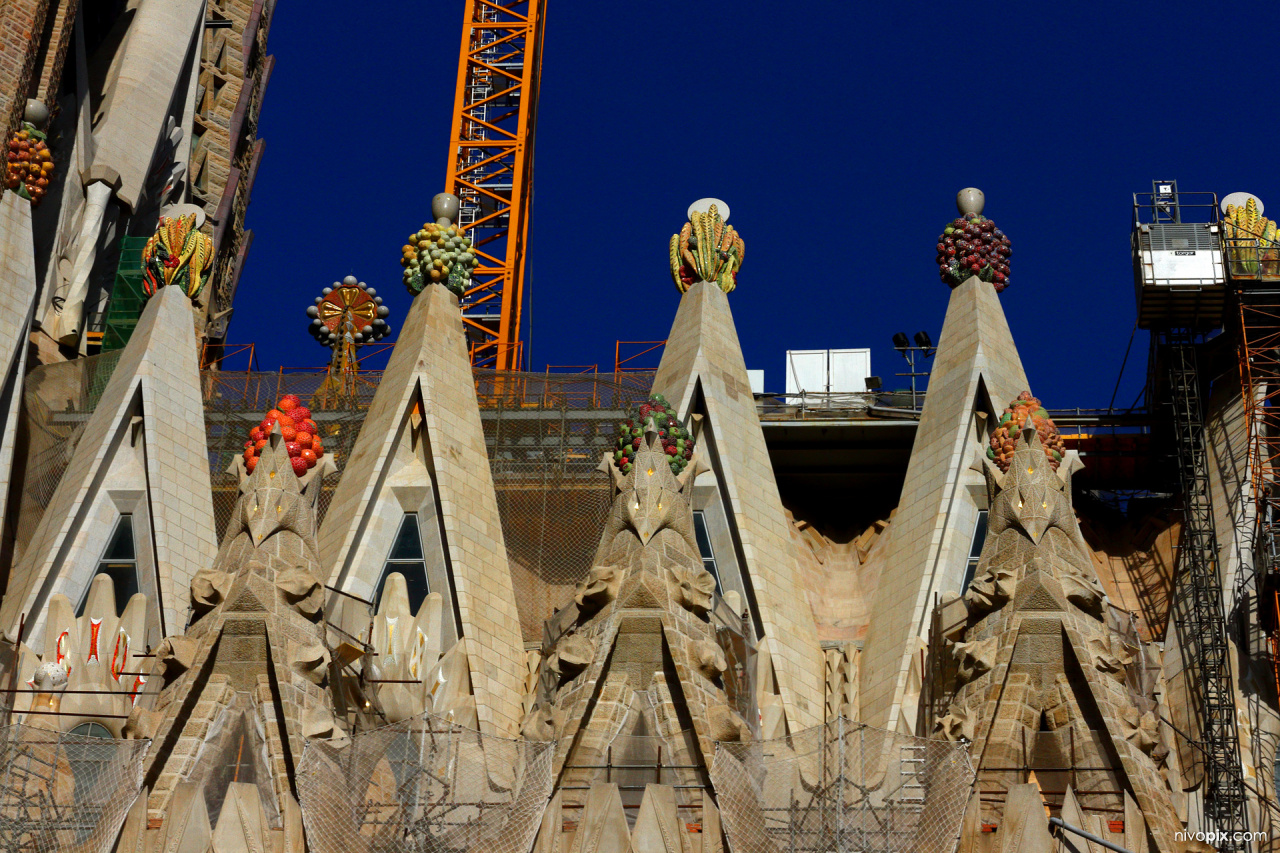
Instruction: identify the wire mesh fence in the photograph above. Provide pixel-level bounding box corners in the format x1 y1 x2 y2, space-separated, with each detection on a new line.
474 370 654 641
0 724 149 853
296 714 554 853
10 352 124 565
711 717 974 853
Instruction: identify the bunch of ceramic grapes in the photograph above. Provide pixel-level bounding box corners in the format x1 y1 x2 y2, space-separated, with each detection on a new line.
936 213 1011 291
613 393 694 476
242 395 326 476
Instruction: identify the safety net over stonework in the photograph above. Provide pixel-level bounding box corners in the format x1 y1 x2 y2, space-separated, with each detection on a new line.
711 717 975 853
0 725 150 853
474 370 655 641
11 352 124 565
201 370 372 539
296 714 554 853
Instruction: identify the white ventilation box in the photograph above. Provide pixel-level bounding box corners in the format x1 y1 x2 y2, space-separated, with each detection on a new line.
746 370 764 395
785 349 871 400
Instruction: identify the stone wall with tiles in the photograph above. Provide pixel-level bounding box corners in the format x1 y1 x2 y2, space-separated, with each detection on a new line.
860 275 1029 734
317 284 526 736
652 280 826 730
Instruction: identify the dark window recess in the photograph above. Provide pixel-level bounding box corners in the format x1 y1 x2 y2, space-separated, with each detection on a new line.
960 510 989 593
81 515 140 616
375 514 430 613
692 511 723 594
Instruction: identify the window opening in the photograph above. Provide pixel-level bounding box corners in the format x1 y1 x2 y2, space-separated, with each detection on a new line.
960 509 988 592
374 513 430 613
692 511 723 594
80 515 140 616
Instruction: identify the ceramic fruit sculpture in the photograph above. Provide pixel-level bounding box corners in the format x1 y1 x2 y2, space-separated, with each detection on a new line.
5 123 54 205
241 396 325 477
141 213 214 298
1224 197 1278 278
401 221 478 298
937 213 1011 291
613 393 694 476
669 204 744 294
988 391 1066 472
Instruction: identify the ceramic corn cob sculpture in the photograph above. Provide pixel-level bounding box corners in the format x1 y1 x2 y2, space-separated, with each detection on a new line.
1224 197 1279 278
141 213 214 299
669 204 745 294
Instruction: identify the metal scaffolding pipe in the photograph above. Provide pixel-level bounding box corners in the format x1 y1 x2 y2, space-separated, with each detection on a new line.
1049 817 1133 853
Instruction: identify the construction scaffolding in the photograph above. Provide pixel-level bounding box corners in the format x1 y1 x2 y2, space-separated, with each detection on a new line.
1237 281 1280 699
0 724 149 853
710 717 974 853
1162 335 1249 847
296 713 553 853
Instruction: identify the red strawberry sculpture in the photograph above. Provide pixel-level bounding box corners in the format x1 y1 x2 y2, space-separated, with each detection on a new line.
242 396 325 477
614 393 694 476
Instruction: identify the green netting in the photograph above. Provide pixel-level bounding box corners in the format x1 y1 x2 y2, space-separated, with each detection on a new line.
100 237 149 354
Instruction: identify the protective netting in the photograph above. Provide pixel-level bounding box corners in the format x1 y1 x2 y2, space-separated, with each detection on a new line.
0 725 149 853
200 370 371 539
11 352 124 565
474 370 654 641
15 357 654 640
296 714 554 853
711 717 974 853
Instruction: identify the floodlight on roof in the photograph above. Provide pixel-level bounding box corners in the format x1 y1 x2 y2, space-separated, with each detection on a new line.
892 332 910 354
913 331 933 350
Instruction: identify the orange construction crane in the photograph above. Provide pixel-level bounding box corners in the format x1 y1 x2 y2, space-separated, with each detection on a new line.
447 0 547 370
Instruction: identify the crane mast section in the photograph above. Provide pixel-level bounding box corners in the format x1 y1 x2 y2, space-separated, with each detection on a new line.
447 0 546 370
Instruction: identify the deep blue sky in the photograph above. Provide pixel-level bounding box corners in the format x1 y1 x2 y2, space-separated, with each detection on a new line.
236 1 1280 408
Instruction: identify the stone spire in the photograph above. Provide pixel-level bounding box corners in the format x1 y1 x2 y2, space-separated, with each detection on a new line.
655 201 825 734
860 220 1030 733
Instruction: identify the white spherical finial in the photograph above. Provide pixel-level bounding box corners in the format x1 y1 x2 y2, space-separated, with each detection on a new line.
24 99 49 127
688 198 730 222
957 188 985 216
1222 191 1263 216
433 193 460 227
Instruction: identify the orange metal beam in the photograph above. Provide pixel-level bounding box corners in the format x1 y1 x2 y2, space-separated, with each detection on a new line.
446 0 546 371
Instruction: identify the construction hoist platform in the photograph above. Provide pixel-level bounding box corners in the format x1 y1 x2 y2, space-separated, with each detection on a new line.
1133 183 1248 848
